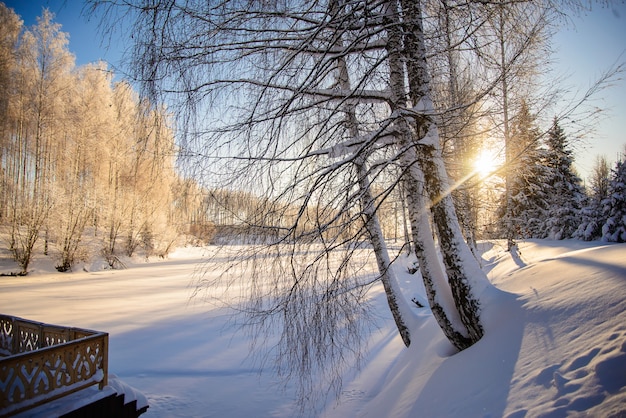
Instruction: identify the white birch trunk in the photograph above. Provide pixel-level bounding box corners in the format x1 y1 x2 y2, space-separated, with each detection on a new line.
357 160 413 346
383 0 476 350
400 0 489 346
332 12 413 345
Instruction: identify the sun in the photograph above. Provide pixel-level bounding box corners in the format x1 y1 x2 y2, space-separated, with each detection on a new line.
473 149 500 178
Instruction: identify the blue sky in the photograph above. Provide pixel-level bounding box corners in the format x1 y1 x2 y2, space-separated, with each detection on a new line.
4 0 626 182
550 3 626 179
4 0 123 67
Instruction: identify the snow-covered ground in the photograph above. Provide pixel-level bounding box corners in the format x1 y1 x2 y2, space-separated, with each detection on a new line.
1 240 625 417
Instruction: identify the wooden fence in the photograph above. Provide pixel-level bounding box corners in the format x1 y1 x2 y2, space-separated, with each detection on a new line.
0 314 108 417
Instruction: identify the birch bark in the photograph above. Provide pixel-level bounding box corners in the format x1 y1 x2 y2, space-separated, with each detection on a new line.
382 0 477 350
404 0 487 345
332 0 412 345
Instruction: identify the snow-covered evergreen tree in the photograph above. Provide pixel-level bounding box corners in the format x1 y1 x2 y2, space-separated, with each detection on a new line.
498 102 549 239
575 156 610 241
602 154 626 242
543 118 585 239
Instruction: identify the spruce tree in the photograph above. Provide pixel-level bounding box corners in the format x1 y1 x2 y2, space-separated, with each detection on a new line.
602 154 626 242
498 102 549 239
543 118 585 239
575 156 610 241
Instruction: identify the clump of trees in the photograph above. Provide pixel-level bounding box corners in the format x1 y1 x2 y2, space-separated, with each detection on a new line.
3 0 622 411
0 5 211 274
494 110 586 241
576 150 626 243
490 98 625 244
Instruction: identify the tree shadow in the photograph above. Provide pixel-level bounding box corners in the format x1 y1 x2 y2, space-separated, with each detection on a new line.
409 290 525 417
107 313 300 418
557 254 626 282
510 245 527 269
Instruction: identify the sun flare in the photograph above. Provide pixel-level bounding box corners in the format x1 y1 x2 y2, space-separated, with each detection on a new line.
473 149 500 178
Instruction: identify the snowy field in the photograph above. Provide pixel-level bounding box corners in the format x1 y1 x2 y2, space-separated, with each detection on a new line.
1 240 626 417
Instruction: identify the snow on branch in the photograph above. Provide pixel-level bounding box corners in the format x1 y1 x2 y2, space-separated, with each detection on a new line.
307 125 398 159
302 88 391 104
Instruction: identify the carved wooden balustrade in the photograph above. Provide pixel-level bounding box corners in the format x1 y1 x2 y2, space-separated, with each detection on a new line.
0 314 108 417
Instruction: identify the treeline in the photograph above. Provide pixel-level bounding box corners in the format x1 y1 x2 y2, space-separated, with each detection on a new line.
0 6 211 274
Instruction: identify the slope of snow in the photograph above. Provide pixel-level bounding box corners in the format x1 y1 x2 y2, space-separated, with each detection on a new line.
1 240 625 417
324 240 626 418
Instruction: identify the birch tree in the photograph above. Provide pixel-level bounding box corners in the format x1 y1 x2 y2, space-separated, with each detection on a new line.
124 101 178 257
477 0 552 250
0 4 22 220
429 0 482 257
0 6 189 272
99 81 178 264
88 0 502 407
8 10 74 273
50 63 112 271
330 0 411 346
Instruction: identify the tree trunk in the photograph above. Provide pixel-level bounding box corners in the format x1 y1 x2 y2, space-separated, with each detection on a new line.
383 0 477 350
357 159 412 347
408 0 485 345
419 143 484 343
392 0 486 349
331 9 413 345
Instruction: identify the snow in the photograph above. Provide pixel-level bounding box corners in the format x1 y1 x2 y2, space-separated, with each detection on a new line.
11 375 146 418
1 240 625 417
332 240 626 418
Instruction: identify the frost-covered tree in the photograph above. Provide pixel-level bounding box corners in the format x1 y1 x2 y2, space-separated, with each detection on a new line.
0 7 186 273
543 117 584 239
50 64 105 271
0 3 22 219
602 153 626 243
7 9 74 273
98 81 178 264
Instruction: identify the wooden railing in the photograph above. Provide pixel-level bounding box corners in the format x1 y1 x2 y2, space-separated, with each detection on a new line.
0 314 108 417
